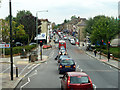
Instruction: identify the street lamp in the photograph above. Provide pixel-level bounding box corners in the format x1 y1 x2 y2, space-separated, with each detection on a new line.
9 0 13 80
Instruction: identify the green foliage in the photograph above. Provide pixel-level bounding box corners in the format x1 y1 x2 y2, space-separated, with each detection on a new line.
71 15 77 20
64 19 70 23
16 10 36 44
85 15 118 44
5 44 37 55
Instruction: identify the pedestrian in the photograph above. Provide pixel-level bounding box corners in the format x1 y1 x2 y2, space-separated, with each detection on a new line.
94 49 97 57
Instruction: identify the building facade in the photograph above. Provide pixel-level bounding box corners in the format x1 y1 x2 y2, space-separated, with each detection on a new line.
118 1 120 17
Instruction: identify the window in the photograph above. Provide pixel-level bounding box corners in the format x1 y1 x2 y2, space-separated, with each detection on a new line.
61 60 74 65
70 76 89 84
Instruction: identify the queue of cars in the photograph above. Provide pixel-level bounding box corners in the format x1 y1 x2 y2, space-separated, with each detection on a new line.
52 31 95 90
53 37 94 90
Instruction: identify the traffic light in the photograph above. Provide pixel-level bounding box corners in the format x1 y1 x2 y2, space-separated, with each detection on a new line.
108 41 110 47
102 40 104 45
38 19 42 34
40 41 43 46
38 27 41 34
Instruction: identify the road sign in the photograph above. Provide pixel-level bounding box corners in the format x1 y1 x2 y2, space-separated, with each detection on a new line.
0 44 10 48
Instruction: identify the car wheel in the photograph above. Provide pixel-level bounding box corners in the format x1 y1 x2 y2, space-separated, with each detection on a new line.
61 85 63 90
59 71 61 74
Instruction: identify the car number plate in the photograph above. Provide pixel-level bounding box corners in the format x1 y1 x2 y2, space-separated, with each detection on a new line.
65 66 71 68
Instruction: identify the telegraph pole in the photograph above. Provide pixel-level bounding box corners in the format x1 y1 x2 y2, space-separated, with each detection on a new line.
9 0 13 80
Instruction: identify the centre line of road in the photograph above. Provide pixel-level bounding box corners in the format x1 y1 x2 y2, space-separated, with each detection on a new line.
49 50 54 59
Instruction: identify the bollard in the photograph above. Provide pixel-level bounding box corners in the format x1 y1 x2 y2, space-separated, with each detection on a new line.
16 67 18 77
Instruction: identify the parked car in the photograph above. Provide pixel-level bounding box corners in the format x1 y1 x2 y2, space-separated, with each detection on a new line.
43 44 52 49
58 59 76 74
70 39 76 45
15 42 23 46
68 37 71 41
60 72 94 90
54 38 59 43
75 39 79 45
29 42 37 45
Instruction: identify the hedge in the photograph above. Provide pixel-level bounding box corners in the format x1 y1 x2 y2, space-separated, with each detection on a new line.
5 44 37 55
100 47 120 58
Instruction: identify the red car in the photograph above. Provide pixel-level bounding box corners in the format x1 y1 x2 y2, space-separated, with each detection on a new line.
43 44 52 49
60 72 93 90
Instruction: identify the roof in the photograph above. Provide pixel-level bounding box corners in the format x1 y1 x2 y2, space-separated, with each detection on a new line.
59 40 66 42
67 72 88 76
77 21 86 26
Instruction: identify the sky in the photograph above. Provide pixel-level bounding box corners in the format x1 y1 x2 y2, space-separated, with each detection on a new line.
0 0 119 24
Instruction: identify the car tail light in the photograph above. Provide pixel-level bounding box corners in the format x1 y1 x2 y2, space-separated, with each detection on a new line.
59 65 62 68
67 78 70 88
73 65 76 68
67 79 70 85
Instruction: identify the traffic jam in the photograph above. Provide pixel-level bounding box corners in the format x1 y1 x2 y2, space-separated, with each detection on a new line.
53 31 95 90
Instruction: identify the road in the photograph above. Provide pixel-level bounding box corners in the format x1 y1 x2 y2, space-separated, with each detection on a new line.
15 39 119 89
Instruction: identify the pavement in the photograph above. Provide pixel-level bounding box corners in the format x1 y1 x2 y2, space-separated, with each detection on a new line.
77 42 120 70
0 49 48 90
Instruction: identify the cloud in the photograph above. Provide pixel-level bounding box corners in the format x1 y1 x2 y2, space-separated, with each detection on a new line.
0 0 118 24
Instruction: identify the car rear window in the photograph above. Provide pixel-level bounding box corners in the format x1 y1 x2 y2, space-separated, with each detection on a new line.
60 43 65 44
70 76 89 84
60 55 69 59
61 60 74 65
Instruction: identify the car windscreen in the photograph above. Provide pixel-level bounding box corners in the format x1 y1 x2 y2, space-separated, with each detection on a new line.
60 55 69 59
61 60 74 65
70 76 89 84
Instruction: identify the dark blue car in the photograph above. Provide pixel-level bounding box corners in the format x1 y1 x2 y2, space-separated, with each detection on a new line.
58 59 76 74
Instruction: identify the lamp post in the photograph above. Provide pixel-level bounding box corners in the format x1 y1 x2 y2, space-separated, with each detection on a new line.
9 0 13 80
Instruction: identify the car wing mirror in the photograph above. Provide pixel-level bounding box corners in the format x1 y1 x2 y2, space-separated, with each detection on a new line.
59 77 63 79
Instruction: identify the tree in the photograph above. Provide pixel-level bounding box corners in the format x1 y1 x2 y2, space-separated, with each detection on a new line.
71 15 77 20
1 19 10 43
16 10 36 44
85 15 118 45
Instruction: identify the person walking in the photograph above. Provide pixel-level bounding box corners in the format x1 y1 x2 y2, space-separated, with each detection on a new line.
94 49 97 57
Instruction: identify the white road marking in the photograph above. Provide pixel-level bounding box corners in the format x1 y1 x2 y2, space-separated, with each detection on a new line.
28 64 35 69
1 64 16 73
20 77 30 90
109 66 112 68
102 63 105 65
93 84 97 90
80 69 83 72
19 64 30 76
49 50 55 59
77 65 79 69
20 70 37 90
45 62 47 64
1 67 10 73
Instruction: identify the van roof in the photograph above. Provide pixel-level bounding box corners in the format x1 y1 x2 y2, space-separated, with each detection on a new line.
59 40 65 42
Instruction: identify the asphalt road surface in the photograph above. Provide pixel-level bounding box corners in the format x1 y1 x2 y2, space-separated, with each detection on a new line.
16 40 120 89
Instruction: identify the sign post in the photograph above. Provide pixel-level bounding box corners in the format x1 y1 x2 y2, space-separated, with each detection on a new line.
40 41 43 60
